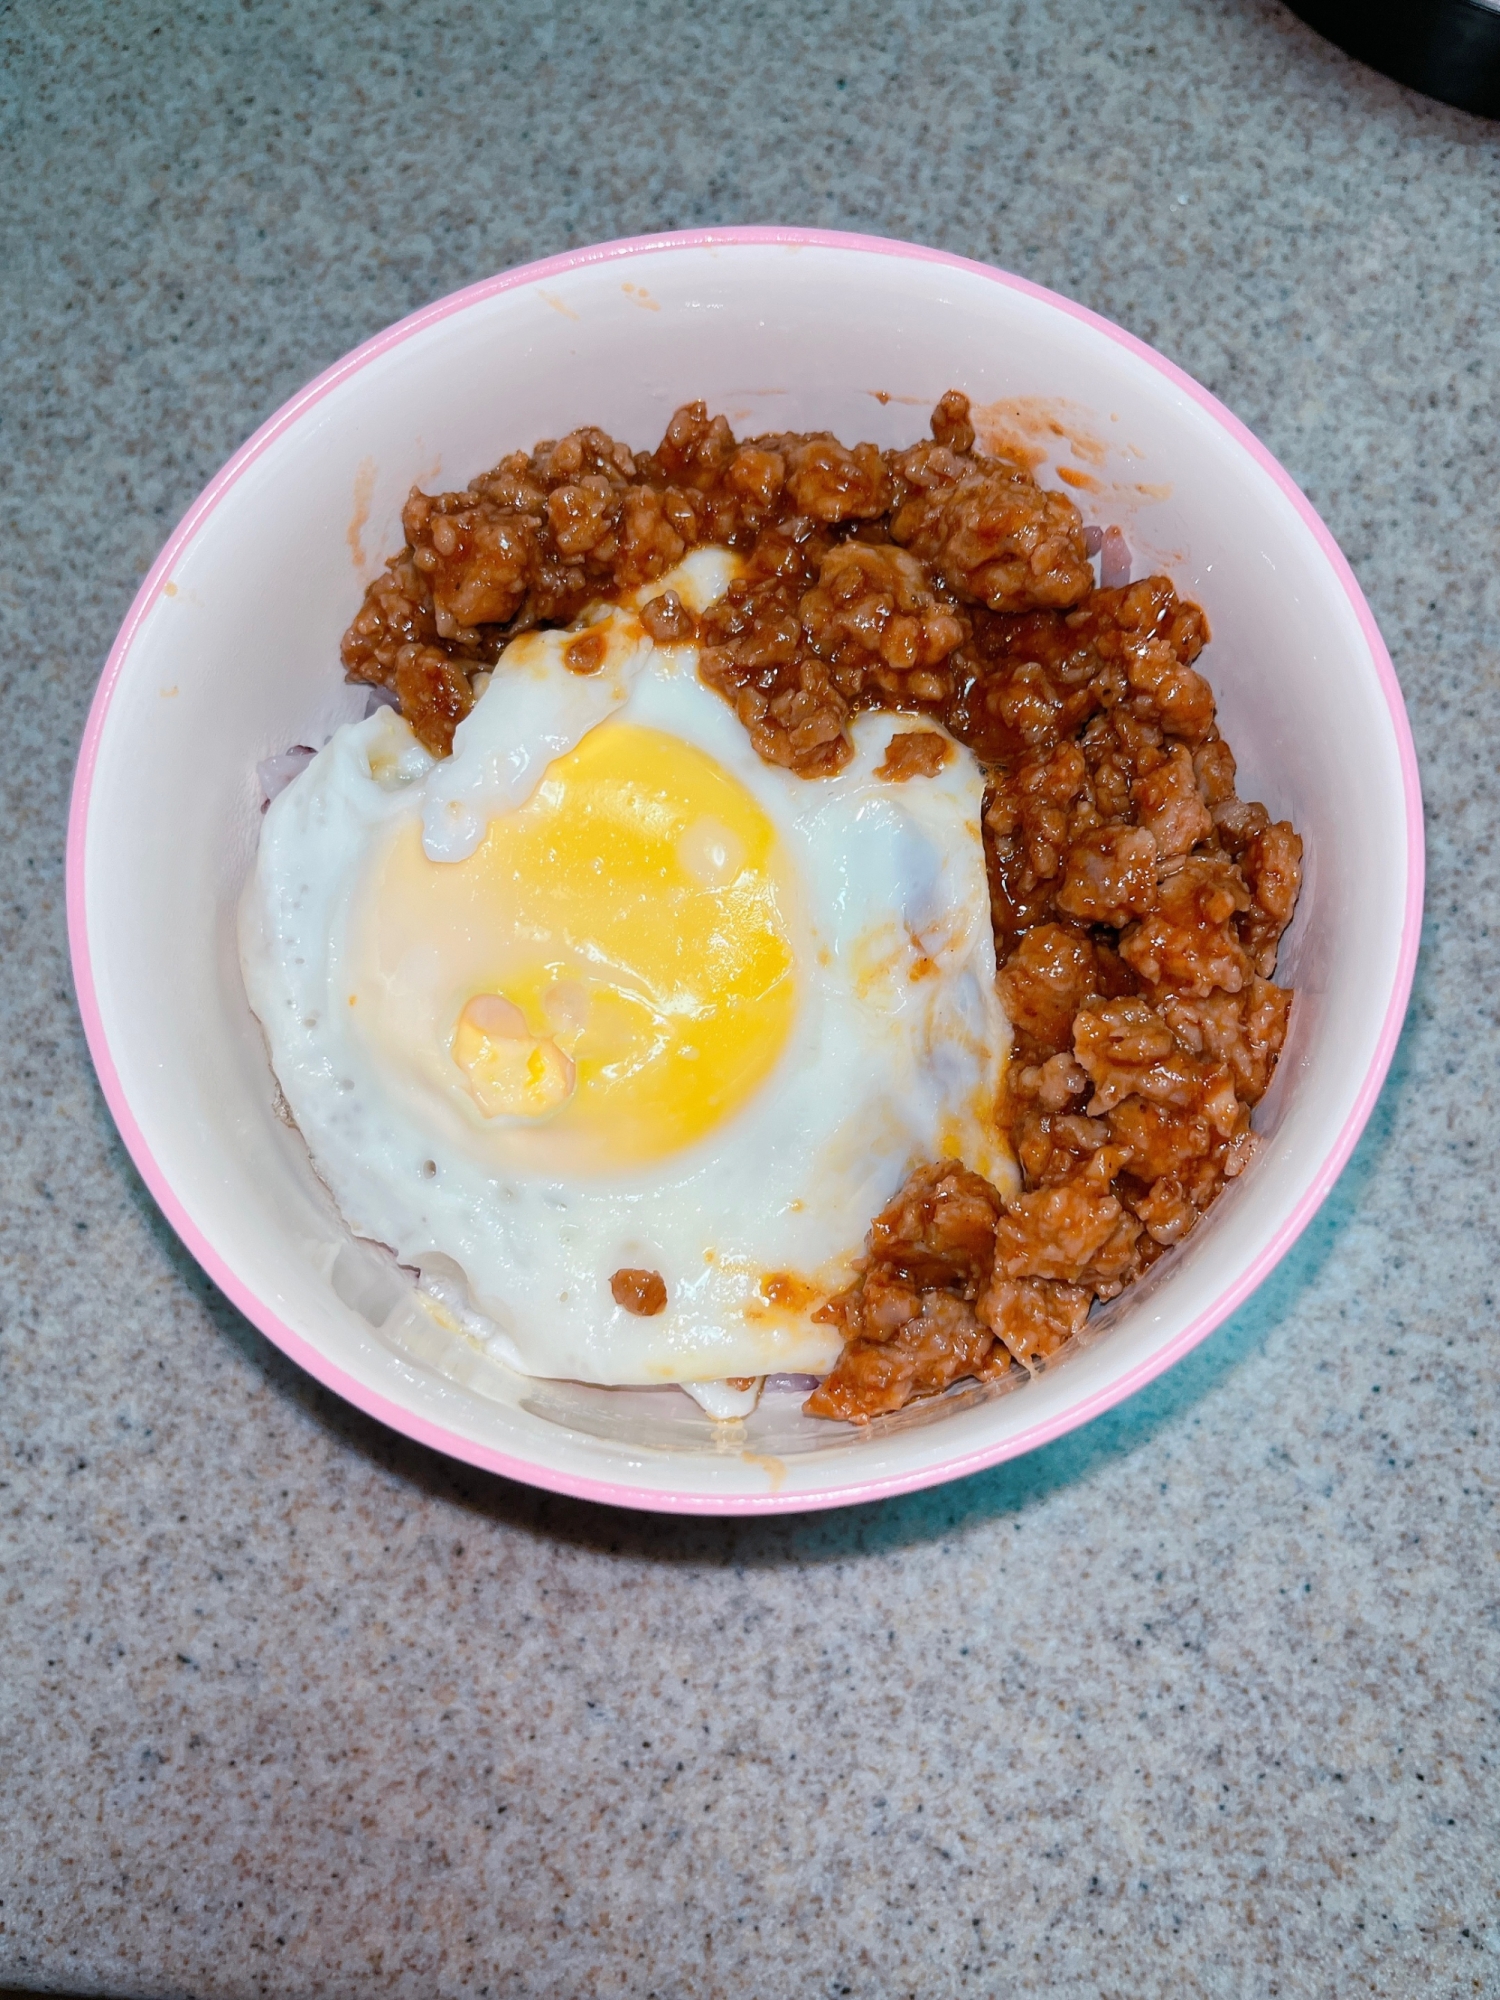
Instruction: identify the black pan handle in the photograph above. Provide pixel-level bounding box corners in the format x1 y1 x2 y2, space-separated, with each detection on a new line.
1284 0 1500 116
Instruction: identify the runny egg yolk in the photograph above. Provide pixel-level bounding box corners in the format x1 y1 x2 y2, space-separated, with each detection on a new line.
358 721 797 1170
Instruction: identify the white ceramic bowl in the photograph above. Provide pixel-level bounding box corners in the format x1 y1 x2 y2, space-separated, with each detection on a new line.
68 228 1423 1516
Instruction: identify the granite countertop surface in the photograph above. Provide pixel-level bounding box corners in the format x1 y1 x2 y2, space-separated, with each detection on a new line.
2 2 1497 1995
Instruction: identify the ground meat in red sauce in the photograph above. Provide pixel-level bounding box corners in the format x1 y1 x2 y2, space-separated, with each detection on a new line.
877 728 953 782
610 1268 668 1317
341 392 1302 1422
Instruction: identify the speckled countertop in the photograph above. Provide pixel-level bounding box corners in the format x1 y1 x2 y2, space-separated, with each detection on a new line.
3 3 1498 1995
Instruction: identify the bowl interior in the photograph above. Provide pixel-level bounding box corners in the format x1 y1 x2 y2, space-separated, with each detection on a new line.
73 236 1416 1512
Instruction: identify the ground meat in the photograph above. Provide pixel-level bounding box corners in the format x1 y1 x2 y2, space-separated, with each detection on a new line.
1154 980 1293 1104
807 1152 1123 1419
394 644 474 757
638 589 696 643
338 391 1302 1425
562 628 608 675
1056 825 1160 926
890 457 1095 613
1239 820 1305 976
406 486 541 636
696 533 971 775
1119 855 1253 996
791 440 1294 1416
804 1163 1010 1421
977 1275 1091 1367
877 729 953 782
341 392 1085 775
997 924 1105 1054
340 414 702 704
992 1164 1144 1295
341 551 445 686
610 1268 667 1316
783 435 893 522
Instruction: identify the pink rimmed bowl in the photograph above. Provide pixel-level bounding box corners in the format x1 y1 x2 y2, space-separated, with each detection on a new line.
67 228 1423 1516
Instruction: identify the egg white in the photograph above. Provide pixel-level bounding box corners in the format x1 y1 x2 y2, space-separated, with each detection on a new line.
241 555 1014 1386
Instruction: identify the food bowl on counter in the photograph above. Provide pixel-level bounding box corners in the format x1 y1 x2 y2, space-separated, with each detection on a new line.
67 228 1422 1515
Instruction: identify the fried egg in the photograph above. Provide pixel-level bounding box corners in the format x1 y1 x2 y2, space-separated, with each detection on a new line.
241 550 1013 1387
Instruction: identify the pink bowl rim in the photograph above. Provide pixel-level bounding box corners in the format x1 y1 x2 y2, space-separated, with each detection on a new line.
66 224 1425 1518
